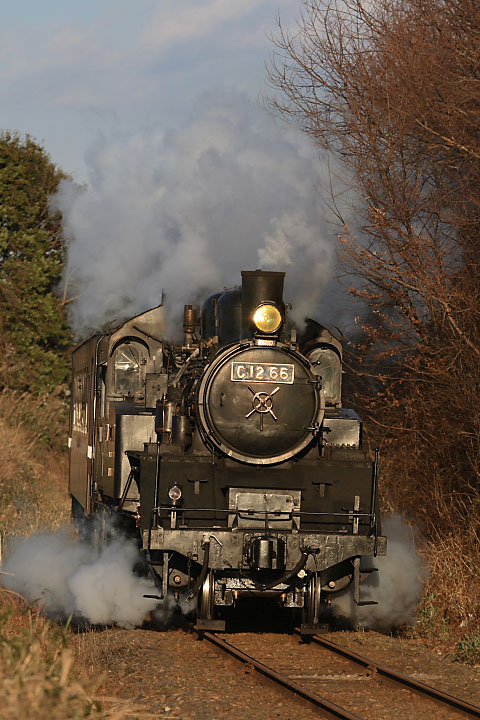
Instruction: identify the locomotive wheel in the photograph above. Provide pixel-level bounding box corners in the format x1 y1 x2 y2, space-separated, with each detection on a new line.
196 570 227 631
198 570 214 621
301 573 322 634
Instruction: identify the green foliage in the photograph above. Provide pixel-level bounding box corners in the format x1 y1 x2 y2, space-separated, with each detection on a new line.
0 131 72 393
453 632 480 665
415 594 449 640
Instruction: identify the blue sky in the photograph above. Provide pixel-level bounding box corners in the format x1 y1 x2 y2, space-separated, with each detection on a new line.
1 0 357 332
0 0 300 180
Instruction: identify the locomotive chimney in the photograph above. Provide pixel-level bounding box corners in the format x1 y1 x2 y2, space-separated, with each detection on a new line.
241 269 285 336
183 304 196 346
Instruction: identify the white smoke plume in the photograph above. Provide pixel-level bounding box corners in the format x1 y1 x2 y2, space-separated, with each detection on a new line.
0 529 164 629
332 516 428 632
51 89 334 337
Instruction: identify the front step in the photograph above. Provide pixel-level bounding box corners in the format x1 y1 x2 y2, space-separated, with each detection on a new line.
300 622 329 635
196 619 226 631
354 557 379 606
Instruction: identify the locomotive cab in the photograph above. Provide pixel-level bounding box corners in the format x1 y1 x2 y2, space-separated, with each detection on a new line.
69 269 386 633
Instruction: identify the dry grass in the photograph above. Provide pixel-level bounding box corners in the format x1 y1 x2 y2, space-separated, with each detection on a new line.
0 390 110 717
0 388 153 719
0 388 70 539
0 591 153 719
72 629 161 719
379 447 480 663
0 387 89 718
414 531 480 663
0 590 104 719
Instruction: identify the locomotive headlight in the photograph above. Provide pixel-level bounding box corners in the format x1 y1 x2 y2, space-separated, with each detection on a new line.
253 303 282 334
168 485 182 503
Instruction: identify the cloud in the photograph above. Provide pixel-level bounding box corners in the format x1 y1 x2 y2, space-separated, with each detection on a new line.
52 88 334 336
0 0 291 109
141 0 266 50
0 0 304 182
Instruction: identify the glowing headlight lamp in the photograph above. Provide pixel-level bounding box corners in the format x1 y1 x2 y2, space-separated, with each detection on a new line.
168 485 182 504
253 303 283 334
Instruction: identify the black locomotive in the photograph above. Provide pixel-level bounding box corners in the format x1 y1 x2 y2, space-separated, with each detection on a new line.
69 269 386 631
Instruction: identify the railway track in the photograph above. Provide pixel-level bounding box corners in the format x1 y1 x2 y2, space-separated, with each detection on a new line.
200 629 480 720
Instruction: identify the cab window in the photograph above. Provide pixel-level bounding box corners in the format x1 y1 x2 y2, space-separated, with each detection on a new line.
113 341 147 396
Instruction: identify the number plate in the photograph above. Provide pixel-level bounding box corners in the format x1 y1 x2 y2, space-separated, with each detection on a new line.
231 362 294 384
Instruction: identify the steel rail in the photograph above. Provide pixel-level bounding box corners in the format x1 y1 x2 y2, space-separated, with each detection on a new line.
202 631 363 720
301 631 480 718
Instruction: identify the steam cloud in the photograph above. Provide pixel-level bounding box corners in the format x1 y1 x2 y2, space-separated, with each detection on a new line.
0 530 162 628
332 516 428 631
51 89 334 336
1 516 426 632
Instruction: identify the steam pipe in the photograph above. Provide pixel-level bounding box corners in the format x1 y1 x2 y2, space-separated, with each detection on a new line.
180 376 195 415
172 347 199 387
154 440 161 517
371 448 379 555
261 550 308 591
183 304 196 347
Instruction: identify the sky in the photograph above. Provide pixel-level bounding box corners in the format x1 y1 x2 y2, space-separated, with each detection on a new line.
0 0 357 334
0 0 300 181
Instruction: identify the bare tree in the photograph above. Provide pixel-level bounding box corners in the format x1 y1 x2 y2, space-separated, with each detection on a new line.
268 0 480 533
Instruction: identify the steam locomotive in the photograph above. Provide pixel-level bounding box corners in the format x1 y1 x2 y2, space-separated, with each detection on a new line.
69 270 386 632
